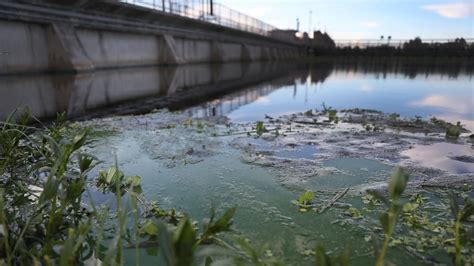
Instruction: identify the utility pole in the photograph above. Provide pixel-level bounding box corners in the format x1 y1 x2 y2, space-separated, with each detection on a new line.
309 10 312 36
210 0 213 16
296 18 300 32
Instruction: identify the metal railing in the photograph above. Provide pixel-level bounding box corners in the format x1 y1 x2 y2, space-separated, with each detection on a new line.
335 38 474 48
119 0 277 37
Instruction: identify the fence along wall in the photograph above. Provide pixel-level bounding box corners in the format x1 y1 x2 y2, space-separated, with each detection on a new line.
0 1 303 75
119 0 277 37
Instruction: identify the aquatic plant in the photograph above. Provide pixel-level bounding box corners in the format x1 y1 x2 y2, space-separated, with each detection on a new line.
430 116 448 127
445 122 462 139
327 110 338 123
389 113 399 122
304 109 314 116
414 116 423 124
96 166 142 194
367 167 409 266
256 121 267 136
321 103 338 123
345 207 363 219
449 193 474 266
292 191 315 212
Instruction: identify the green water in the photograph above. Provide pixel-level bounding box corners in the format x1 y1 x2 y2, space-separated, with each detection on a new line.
89 128 433 265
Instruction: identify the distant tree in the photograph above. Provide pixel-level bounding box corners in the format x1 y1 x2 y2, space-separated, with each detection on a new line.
456 38 467 47
380 35 384 45
388 36 392 45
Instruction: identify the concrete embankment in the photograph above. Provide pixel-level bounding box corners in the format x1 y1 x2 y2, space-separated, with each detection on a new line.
0 0 305 75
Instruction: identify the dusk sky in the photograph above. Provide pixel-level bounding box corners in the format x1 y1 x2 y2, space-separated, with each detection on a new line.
218 0 474 40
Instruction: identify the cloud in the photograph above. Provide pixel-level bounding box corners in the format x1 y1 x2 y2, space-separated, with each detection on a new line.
359 84 375 92
422 2 474 18
360 21 379 28
410 94 470 113
245 7 270 18
255 96 271 105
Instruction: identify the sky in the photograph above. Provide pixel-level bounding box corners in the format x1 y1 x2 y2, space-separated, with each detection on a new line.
217 0 474 40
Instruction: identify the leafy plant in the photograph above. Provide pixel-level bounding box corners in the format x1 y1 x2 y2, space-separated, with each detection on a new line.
0 110 101 265
327 110 339 123
198 207 236 245
96 166 142 195
449 193 474 266
389 113 400 122
256 121 267 136
292 191 315 212
445 122 462 139
345 207 362 219
367 167 409 266
156 218 197 266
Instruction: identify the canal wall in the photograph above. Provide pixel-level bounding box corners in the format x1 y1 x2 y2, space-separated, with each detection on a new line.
0 62 306 120
0 1 305 75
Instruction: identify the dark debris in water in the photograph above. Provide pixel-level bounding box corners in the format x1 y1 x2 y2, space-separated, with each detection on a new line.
449 155 474 164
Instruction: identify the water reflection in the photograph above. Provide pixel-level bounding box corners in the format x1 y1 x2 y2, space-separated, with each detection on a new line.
1 58 472 130
188 59 473 130
402 143 474 174
0 62 307 121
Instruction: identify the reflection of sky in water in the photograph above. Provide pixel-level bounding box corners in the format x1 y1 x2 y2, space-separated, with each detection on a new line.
401 143 474 174
226 72 473 130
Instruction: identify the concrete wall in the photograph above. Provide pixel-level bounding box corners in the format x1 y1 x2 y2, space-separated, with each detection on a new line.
0 1 305 75
174 38 212 63
76 29 160 69
0 21 50 74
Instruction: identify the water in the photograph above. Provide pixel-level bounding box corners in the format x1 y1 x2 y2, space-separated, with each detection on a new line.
92 131 407 265
1 58 472 130
2 58 473 265
189 59 474 131
402 142 474 174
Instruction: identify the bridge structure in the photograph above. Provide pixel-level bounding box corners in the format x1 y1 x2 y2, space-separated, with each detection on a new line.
0 0 308 75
